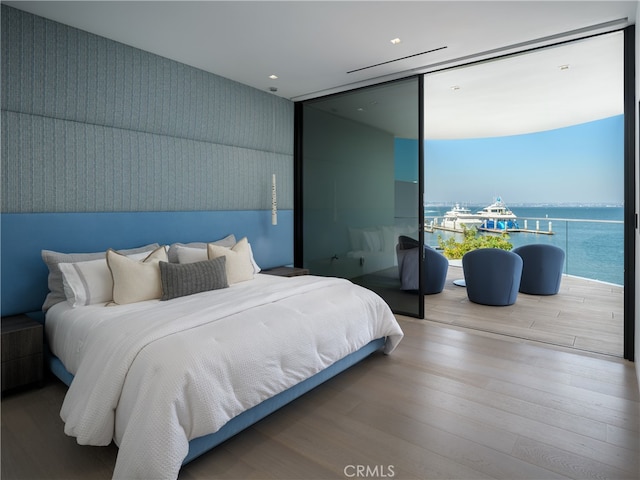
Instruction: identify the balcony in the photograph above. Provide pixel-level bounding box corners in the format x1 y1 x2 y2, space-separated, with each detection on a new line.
347 216 626 357
421 215 626 356
425 261 624 357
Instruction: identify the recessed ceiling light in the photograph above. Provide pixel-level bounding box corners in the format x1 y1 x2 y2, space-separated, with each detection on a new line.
451 85 461 91
559 64 570 71
269 74 278 80
390 38 401 45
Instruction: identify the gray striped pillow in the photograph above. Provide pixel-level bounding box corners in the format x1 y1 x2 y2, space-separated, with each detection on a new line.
159 257 228 301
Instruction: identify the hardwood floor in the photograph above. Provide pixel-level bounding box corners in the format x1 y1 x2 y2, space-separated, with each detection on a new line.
2 317 638 480
429 265 625 357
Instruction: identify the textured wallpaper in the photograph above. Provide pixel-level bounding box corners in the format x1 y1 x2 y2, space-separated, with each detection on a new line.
1 5 294 213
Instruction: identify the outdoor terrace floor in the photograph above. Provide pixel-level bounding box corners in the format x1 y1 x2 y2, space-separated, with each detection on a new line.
426 263 625 357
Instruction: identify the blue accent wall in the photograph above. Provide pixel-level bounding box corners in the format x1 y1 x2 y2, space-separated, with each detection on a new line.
1 210 294 316
1 5 294 213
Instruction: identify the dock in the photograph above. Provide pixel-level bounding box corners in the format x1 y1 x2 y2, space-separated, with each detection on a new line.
425 219 555 235
477 227 554 235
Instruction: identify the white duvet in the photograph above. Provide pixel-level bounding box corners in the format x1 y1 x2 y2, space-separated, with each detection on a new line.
47 274 403 479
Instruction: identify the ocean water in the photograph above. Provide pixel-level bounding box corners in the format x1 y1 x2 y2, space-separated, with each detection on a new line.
424 205 625 286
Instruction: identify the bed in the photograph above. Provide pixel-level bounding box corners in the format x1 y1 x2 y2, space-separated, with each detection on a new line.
1 211 404 480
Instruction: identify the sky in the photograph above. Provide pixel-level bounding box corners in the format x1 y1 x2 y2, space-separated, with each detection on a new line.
421 115 624 206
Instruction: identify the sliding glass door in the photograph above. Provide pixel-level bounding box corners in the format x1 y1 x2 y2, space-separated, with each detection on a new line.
295 29 633 357
422 31 627 356
297 77 423 317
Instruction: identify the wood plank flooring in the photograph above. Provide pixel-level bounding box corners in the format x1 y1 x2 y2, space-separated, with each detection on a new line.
2 317 638 480
428 265 625 357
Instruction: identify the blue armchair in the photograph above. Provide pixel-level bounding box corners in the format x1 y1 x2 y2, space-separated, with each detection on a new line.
512 244 565 295
396 237 448 294
462 248 523 306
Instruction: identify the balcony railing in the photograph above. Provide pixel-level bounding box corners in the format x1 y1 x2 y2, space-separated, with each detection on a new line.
424 216 624 286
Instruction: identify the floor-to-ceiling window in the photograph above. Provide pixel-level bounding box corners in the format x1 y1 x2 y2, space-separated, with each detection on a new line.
422 31 628 356
297 77 423 317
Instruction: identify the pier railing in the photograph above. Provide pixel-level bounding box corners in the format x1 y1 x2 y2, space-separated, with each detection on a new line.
424 216 624 286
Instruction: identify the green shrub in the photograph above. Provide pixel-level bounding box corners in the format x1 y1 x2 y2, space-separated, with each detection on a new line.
437 227 513 259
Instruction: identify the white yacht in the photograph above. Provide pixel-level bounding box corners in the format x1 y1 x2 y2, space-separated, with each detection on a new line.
475 197 519 229
440 203 483 229
433 198 519 231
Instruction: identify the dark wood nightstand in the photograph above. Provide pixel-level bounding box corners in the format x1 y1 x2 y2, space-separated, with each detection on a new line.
262 266 310 277
1 315 43 394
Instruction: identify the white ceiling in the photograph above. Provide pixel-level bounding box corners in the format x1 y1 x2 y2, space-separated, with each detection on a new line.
4 1 636 138
307 31 624 139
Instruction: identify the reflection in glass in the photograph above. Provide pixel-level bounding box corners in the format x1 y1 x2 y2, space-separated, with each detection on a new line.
299 77 422 317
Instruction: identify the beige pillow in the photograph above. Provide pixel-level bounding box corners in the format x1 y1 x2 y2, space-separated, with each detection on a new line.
107 246 168 305
207 237 254 284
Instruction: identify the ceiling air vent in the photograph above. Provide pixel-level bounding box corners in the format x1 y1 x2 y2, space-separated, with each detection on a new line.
347 46 447 74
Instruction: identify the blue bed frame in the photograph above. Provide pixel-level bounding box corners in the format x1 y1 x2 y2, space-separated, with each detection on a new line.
1 210 387 467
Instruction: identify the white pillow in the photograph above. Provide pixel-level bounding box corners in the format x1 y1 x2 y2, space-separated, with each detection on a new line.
107 246 168 305
380 225 398 253
207 237 255 284
167 234 236 263
178 243 261 274
362 229 383 252
41 243 160 311
247 243 261 273
348 227 383 252
348 227 365 251
175 245 208 264
60 251 157 307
